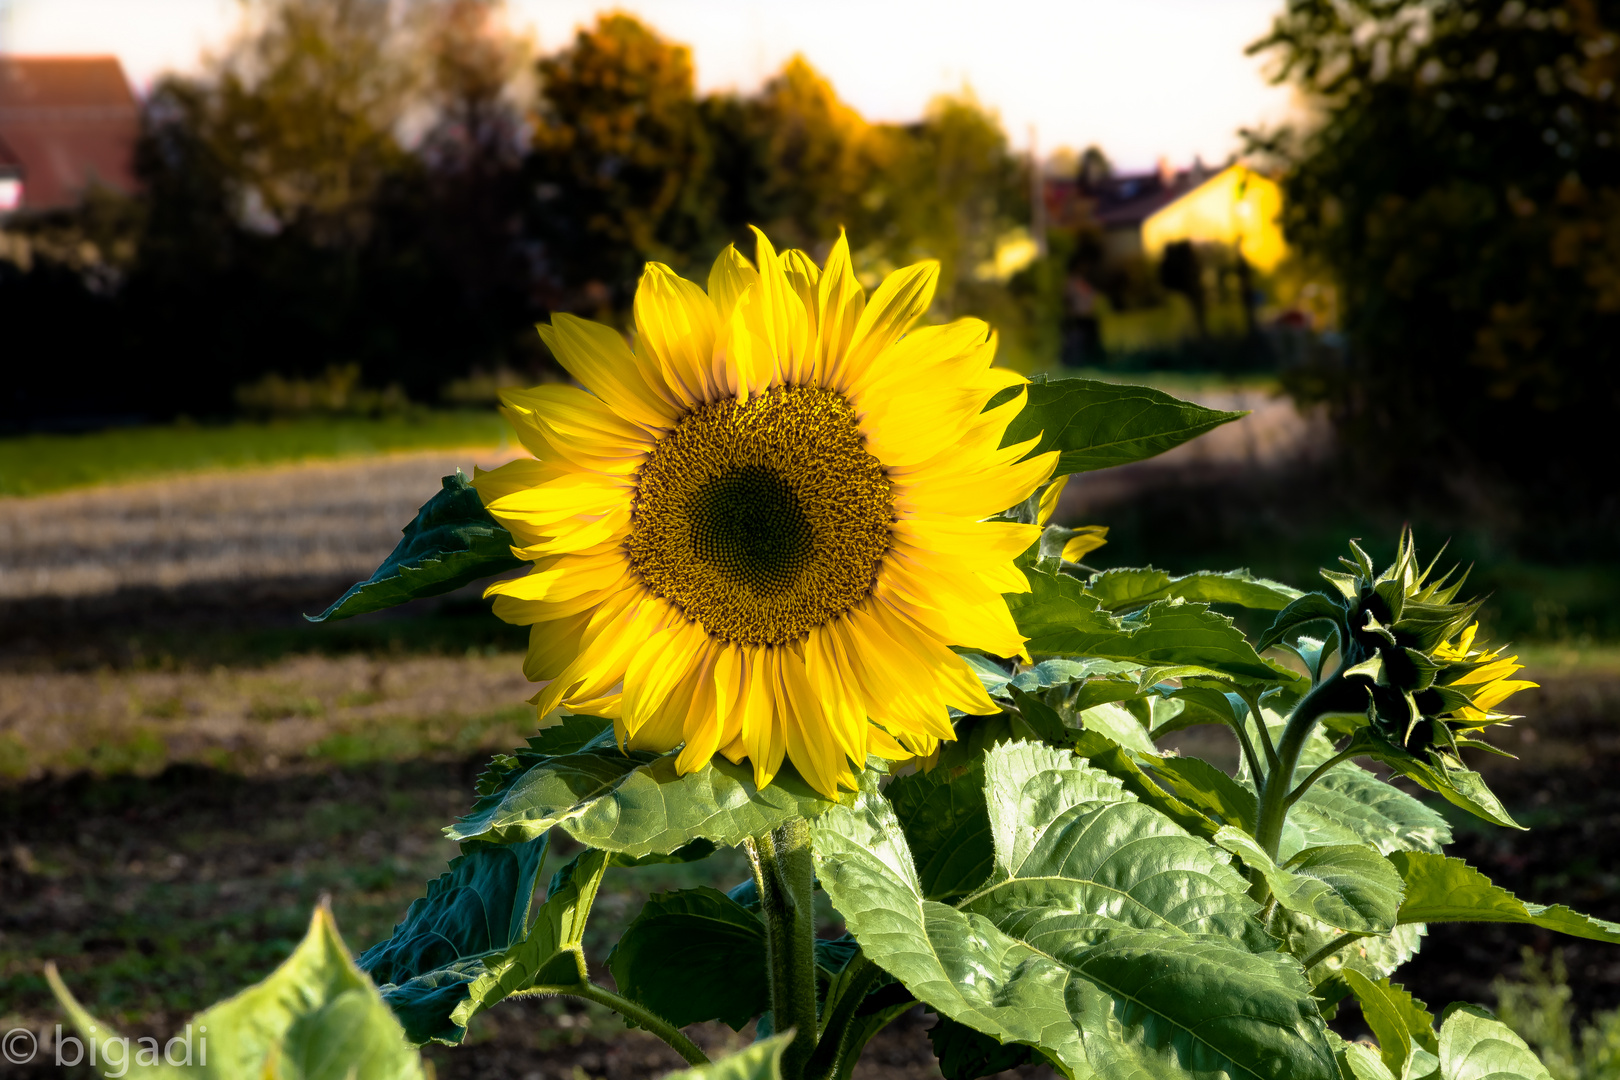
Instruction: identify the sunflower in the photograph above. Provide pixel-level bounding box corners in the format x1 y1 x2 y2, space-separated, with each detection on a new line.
473 229 1057 798
1428 622 1538 729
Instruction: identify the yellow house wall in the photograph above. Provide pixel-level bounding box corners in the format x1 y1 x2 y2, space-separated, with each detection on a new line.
1140 165 1287 272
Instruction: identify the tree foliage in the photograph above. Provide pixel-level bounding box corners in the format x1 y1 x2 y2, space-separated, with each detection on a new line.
1251 0 1620 517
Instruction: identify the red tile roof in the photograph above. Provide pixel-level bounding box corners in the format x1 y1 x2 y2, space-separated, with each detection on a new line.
0 56 139 210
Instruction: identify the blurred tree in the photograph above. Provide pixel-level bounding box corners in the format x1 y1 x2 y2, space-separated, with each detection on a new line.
526 13 717 314
1251 0 1620 525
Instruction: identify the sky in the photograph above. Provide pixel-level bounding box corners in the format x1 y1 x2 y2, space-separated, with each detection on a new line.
1 0 1298 172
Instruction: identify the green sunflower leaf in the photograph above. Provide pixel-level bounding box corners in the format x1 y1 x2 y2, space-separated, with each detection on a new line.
1341 970 1437 1080
1215 829 1404 935
1271 758 1452 861
450 743 834 855
1258 592 1348 652
1436 1004 1554 1080
997 376 1245 476
358 835 551 1045
607 887 769 1030
927 1015 1039 1080
1087 567 1303 613
813 742 1337 1080
1390 852 1620 943
449 848 610 1031
1149 755 1257 830
1007 562 1307 690
308 472 524 622
48 905 425 1080
669 1033 792 1080
1358 744 1523 830
886 757 995 902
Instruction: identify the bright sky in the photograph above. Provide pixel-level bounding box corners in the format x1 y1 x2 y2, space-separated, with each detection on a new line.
3 0 1297 172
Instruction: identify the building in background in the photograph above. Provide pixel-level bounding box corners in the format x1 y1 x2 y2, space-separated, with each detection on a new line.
0 55 138 213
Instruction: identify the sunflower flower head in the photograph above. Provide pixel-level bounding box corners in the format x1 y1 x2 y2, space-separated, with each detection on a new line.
1323 530 1536 753
474 228 1058 798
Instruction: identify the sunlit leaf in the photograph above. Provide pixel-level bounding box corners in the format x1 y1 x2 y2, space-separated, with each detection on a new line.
1088 566 1302 613
1437 1004 1553 1080
997 376 1245 476
1216 829 1404 934
1391 852 1620 942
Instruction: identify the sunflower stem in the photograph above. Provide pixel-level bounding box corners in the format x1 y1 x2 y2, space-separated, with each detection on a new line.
1251 670 1347 901
517 982 710 1067
756 818 819 1080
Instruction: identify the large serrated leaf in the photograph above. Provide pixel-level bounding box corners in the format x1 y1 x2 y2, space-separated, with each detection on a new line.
359 836 550 1045
309 472 524 622
997 376 1245 476
451 746 834 855
49 905 424 1080
1006 563 1307 690
450 848 610 1030
1216 829 1403 935
1273 760 1452 861
1360 745 1523 831
1088 567 1303 613
1150 756 1257 831
812 742 1338 1080
1390 852 1620 942
607 887 768 1030
887 758 995 902
1437 1004 1553 1080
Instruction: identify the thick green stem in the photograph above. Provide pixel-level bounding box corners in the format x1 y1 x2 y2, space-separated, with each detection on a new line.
519 982 710 1066
804 953 884 1080
1247 673 1349 904
757 819 820 1080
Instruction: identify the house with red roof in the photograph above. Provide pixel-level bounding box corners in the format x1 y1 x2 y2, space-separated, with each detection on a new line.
0 55 139 213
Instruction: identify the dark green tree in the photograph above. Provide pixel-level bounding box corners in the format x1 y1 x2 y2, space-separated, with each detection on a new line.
1251 0 1620 526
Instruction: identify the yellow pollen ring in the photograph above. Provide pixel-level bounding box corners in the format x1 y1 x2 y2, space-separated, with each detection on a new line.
626 386 894 646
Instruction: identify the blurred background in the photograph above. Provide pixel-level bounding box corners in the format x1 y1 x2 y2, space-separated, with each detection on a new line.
1 1 1618 1078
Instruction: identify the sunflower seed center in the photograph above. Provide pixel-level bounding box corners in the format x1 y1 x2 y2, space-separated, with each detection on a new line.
627 386 893 645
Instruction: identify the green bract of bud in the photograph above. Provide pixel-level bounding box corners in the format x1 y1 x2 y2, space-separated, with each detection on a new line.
1313 531 1536 754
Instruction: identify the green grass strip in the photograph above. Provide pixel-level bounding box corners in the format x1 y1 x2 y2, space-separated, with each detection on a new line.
0 411 512 496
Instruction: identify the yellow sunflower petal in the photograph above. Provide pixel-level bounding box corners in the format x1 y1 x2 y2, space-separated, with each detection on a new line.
636 262 721 407
707 243 759 325
740 647 787 790
813 228 866 385
523 610 592 681
1037 476 1070 526
835 259 939 390
749 226 812 385
778 648 852 798
541 314 678 431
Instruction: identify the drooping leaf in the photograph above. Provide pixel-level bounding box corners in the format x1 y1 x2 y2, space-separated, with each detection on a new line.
1390 852 1620 942
1361 745 1523 831
1258 592 1350 652
1279 912 1428 996
927 1015 1038 1080
1150 755 1257 830
1437 1004 1554 1080
607 887 769 1031
1007 563 1307 690
997 376 1245 476
451 745 834 856
886 758 995 902
813 743 1338 1080
1069 729 1222 840
446 847 609 1034
359 836 550 1045
669 1033 792 1080
308 472 524 622
1339 1041 1398 1080
1088 567 1303 613
1216 829 1403 935
1342 970 1438 1080
48 905 425 1080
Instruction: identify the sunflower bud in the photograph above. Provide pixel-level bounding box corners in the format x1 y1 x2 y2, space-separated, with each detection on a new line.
1321 531 1535 754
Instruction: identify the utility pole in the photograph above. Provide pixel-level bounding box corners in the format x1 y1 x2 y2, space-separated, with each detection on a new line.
1029 124 1047 258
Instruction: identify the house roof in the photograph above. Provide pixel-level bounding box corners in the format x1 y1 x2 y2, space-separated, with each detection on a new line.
1091 166 1208 230
0 56 139 210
